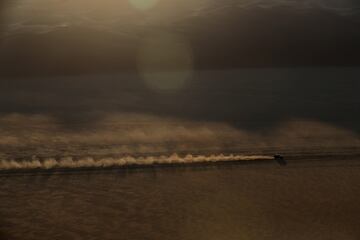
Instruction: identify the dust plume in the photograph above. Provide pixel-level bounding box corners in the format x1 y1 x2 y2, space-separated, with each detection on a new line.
0 153 273 170
0 113 359 161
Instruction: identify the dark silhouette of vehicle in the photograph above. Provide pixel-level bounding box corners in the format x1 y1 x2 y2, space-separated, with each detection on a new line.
274 154 287 166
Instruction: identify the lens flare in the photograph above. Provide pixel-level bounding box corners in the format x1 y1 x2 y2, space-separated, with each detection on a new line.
137 32 194 91
128 0 159 11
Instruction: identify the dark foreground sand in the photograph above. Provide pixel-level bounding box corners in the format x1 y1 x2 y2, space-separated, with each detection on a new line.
1 158 359 240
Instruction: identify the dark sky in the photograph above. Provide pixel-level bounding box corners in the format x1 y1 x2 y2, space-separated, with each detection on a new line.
1 1 360 76
0 0 359 133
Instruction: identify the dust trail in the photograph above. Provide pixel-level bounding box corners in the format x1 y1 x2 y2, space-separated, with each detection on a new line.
0 154 273 170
